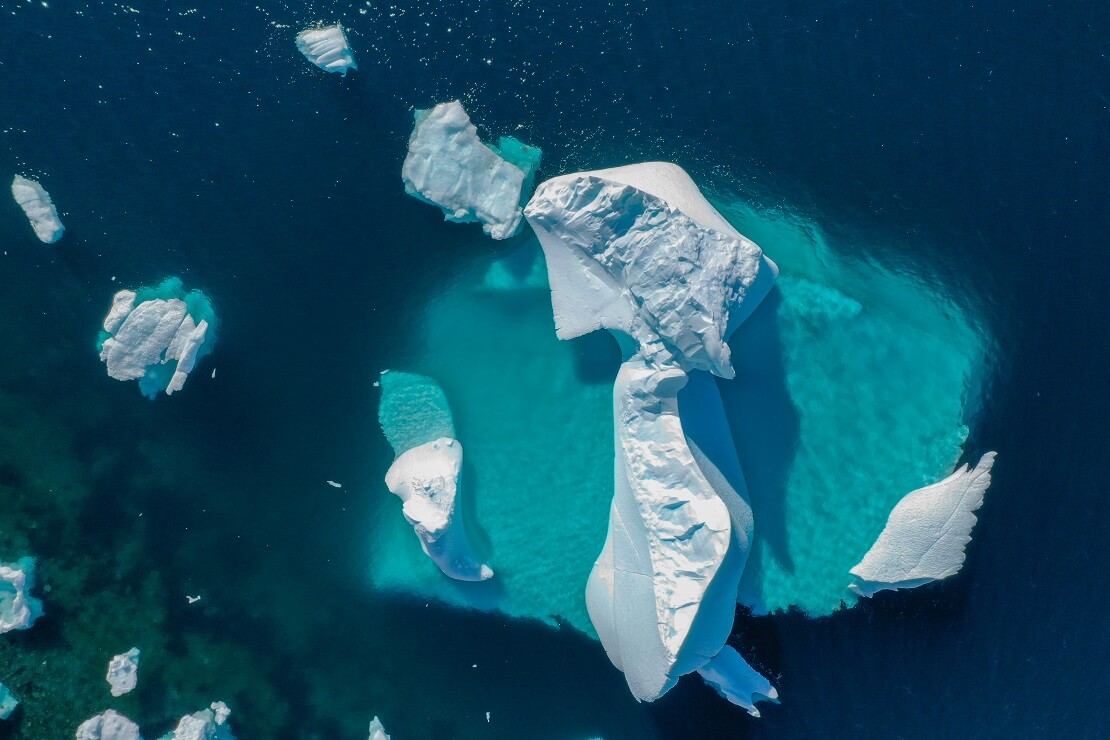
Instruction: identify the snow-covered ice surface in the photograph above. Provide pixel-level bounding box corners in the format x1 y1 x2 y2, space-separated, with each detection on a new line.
402 101 541 240
97 278 217 399
295 25 356 75
849 452 997 596
0 556 44 634
158 702 234 740
75 710 141 740
11 175 63 243
0 683 18 720
106 647 141 697
367 716 390 740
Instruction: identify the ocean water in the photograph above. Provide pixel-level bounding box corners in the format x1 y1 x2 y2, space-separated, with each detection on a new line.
1 1 1106 739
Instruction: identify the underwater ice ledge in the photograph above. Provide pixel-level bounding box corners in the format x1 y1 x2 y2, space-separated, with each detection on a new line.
367 176 988 624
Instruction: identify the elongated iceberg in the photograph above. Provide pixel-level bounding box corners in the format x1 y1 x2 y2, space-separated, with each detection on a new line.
524 162 778 709
378 371 493 582
0 683 17 720
75 710 141 740
295 25 357 76
0 556 44 634
106 647 140 697
11 175 64 243
98 278 217 399
402 101 541 239
158 702 233 740
849 451 997 596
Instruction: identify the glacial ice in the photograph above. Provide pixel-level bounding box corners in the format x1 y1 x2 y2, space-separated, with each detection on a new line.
849 452 997 596
367 716 390 740
696 646 779 718
97 278 217 399
75 710 141 740
106 647 140 697
402 101 542 240
295 25 357 76
379 371 493 582
158 702 234 740
0 683 17 720
11 175 64 243
0 556 44 634
524 162 777 708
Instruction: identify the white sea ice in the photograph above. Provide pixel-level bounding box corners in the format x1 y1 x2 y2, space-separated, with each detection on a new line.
402 101 539 239
295 25 357 76
696 645 779 717
106 647 140 697
0 557 44 634
367 716 390 740
75 710 141 740
11 175 64 243
849 452 997 596
385 437 494 582
0 683 18 720
158 702 234 740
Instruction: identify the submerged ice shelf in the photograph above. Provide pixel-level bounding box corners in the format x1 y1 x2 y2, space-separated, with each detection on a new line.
0 683 17 720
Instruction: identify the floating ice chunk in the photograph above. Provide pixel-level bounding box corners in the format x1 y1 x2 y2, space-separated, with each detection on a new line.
402 100 542 239
0 556 44 634
75 710 141 740
158 702 234 740
697 645 779 717
0 683 18 720
106 647 140 697
97 278 217 399
379 371 493 582
295 25 356 76
186 595 201 604
326 480 342 488
367 716 390 740
849 452 997 596
11 175 64 243
524 162 777 377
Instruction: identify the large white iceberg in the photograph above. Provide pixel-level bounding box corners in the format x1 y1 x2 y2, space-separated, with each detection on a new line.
378 371 493 582
11 175 64 243
0 683 18 720
402 101 542 240
98 278 217 399
158 702 234 740
524 162 778 709
106 647 141 697
295 25 357 76
849 451 997 596
0 556 44 634
75 710 141 740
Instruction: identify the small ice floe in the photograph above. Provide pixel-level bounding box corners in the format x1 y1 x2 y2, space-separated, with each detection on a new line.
186 594 202 604
0 557 44 634
0 683 18 720
106 647 140 697
11 175 64 243
295 24 357 76
326 480 343 489
75 710 140 740
367 716 390 740
485 711 491 723
160 701 234 739
211 368 217 379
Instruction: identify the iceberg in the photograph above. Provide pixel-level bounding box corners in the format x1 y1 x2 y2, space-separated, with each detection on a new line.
849 451 997 596
295 25 356 76
378 371 493 582
696 646 779 718
97 278 217 399
524 162 778 708
0 683 18 720
106 647 140 697
11 175 64 243
402 101 542 240
0 556 44 634
75 710 141 740
367 716 390 740
158 702 233 740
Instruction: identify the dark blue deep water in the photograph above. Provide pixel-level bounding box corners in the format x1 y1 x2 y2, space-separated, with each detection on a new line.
0 1 1106 738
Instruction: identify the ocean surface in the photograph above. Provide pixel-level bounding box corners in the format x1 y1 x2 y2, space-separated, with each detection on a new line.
0 1 1106 738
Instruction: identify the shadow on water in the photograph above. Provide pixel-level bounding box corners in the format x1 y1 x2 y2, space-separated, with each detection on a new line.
720 289 800 581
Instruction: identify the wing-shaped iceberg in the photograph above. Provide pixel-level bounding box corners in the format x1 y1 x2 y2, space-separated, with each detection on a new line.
697 645 779 717
849 451 997 596
11 175 64 243
402 101 541 240
295 25 357 76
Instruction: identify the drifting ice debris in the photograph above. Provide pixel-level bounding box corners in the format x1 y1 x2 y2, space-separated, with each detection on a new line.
367 716 390 740
106 647 140 697
0 683 18 720
326 480 343 488
402 100 541 239
186 595 201 604
75 710 141 740
849 452 998 596
158 701 234 740
11 175 64 243
295 25 357 76
0 556 44 634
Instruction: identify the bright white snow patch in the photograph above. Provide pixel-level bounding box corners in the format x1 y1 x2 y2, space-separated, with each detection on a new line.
295 25 357 75
849 451 997 596
106 647 140 697
11 175 64 243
